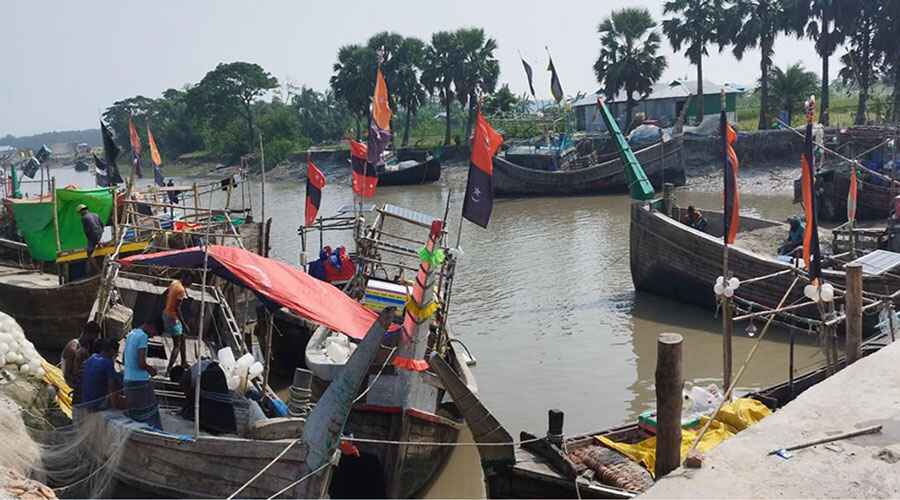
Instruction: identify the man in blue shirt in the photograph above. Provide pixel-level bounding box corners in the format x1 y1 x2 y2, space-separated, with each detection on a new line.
80 338 123 411
123 318 162 430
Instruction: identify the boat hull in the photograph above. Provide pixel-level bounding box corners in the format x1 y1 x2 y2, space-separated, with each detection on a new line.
0 272 100 350
493 138 685 197
81 412 331 499
378 157 442 186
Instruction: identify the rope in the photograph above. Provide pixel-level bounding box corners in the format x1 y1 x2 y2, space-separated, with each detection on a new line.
342 435 544 447
227 438 300 499
266 462 330 499
353 346 397 404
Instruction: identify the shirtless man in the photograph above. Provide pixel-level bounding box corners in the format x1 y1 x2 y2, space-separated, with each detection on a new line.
61 321 101 403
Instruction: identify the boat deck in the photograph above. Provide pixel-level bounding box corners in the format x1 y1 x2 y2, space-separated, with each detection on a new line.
0 264 57 289
644 338 900 498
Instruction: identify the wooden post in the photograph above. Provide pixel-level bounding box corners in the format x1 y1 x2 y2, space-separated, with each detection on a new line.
50 178 61 254
655 332 683 479
259 132 266 224
547 409 564 447
723 296 733 390
192 182 199 216
662 182 675 218
845 263 863 365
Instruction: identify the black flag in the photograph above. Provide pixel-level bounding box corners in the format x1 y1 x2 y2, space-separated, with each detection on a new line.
521 58 536 97
547 55 563 103
100 121 124 185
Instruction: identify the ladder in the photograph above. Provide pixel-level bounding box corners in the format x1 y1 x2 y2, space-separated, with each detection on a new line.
210 285 247 356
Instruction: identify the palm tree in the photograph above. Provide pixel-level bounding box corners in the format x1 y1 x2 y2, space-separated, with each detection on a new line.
330 44 374 139
453 28 500 141
766 62 819 125
593 7 667 130
725 0 788 129
421 31 460 146
785 0 854 125
662 0 724 123
393 38 427 146
837 0 883 125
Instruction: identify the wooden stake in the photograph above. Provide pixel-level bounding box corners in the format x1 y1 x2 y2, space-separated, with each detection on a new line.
655 332 683 479
662 182 674 218
845 263 863 364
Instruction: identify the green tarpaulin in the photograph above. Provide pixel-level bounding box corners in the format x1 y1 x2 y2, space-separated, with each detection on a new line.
9 188 113 262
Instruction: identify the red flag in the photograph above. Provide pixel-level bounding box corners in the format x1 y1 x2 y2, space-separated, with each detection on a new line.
848 163 858 223
462 111 503 228
800 98 821 283
722 110 740 244
305 160 326 226
349 140 377 197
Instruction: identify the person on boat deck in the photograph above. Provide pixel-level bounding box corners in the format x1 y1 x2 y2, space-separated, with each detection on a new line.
77 204 103 272
778 217 805 256
61 320 101 402
123 317 163 430
162 271 193 376
80 338 124 411
684 206 709 232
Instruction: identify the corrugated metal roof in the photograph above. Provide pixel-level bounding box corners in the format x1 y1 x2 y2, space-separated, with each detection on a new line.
573 80 742 108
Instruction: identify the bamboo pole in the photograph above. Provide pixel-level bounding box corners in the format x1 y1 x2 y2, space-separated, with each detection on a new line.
259 132 266 224
194 205 213 438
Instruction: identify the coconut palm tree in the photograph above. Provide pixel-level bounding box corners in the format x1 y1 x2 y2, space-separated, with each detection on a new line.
725 0 789 129
873 1 900 122
453 28 500 141
369 34 426 146
330 44 374 139
785 0 855 125
662 0 724 123
593 7 667 130
766 62 819 125
421 31 460 146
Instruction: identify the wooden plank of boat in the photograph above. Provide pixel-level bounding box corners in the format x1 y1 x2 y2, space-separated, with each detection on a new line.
56 240 150 263
377 157 442 186
493 137 685 197
629 202 900 334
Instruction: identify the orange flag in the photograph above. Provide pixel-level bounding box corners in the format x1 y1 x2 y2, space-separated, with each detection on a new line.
847 163 858 223
371 68 392 131
128 117 141 155
147 125 162 166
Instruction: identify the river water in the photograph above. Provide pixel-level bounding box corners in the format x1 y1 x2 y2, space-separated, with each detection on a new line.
40 161 825 498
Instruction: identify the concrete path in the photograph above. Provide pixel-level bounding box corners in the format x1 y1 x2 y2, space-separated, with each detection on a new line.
643 339 900 498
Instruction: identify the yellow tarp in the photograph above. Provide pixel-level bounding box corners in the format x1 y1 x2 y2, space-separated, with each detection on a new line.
596 398 770 477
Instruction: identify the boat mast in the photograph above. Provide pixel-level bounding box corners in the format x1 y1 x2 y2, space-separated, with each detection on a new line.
721 90 733 392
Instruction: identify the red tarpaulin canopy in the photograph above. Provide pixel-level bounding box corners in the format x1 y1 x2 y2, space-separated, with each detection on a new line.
118 245 376 340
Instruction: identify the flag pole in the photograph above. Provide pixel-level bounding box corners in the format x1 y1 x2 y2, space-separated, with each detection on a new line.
720 89 733 393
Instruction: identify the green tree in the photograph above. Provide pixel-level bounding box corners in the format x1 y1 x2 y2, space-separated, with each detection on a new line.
421 31 461 146
837 0 883 125
187 62 278 155
330 44 375 139
102 95 156 150
255 98 307 167
452 28 500 140
483 84 520 115
785 0 852 125
725 0 789 129
766 62 819 125
366 33 428 146
873 1 900 122
662 0 724 123
292 86 351 144
594 7 667 130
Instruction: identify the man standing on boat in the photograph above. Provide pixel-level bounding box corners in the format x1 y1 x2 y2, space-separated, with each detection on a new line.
61 320 100 402
123 317 163 430
80 338 124 411
78 204 103 273
162 271 192 376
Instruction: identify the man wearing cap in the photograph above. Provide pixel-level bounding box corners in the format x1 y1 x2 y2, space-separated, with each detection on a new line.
78 204 103 272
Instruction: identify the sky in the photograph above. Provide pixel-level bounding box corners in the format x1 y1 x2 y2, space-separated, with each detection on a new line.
2 0 828 137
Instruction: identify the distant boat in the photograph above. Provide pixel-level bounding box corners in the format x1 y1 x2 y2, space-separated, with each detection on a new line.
376 154 441 186
492 136 685 197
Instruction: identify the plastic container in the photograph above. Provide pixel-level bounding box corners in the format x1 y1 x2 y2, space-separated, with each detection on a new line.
248 361 264 378
218 347 236 371
236 353 254 371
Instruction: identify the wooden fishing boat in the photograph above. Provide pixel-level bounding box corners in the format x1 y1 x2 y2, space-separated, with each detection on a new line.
81 254 396 499
375 156 441 186
302 203 477 498
493 136 685 197
793 167 898 222
477 331 892 499
630 202 900 333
